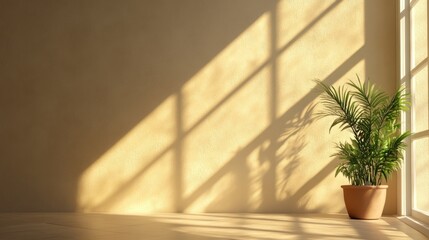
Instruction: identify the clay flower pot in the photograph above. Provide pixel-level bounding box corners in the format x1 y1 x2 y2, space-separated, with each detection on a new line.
341 185 388 220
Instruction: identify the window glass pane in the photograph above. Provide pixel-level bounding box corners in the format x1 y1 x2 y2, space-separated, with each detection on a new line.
413 137 429 213
412 65 428 132
410 0 427 68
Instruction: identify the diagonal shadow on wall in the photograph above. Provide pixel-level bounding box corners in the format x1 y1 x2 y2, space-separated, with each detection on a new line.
0 0 276 211
82 0 369 213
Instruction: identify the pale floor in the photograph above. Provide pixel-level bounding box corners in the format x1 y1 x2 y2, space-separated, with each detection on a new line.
0 213 427 240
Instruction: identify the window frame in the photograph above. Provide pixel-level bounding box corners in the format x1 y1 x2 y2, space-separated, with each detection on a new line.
398 0 429 232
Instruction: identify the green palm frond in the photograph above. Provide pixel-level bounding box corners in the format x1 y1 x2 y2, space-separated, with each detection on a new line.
347 75 389 112
315 75 410 186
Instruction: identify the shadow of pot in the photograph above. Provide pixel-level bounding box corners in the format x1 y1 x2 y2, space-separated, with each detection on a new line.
341 185 388 220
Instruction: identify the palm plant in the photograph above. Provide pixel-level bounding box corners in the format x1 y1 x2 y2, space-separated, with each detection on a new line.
315 76 410 186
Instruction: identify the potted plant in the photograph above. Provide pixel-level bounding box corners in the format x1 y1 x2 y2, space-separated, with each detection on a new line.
315 75 410 219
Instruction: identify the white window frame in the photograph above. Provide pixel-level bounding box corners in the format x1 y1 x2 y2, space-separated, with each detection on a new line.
398 0 429 235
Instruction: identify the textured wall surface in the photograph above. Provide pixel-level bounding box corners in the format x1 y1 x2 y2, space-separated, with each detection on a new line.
0 0 397 214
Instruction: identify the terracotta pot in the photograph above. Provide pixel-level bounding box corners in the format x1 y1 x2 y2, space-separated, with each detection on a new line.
341 185 388 220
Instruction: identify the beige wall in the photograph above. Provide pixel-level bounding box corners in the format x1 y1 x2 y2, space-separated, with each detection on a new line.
0 0 397 214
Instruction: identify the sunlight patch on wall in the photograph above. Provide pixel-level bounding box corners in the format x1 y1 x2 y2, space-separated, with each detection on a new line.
181 12 272 211
183 172 235 212
77 10 273 213
75 0 395 214
274 57 366 212
182 11 271 132
78 96 176 213
277 0 339 48
273 0 365 212
182 68 271 211
276 0 365 115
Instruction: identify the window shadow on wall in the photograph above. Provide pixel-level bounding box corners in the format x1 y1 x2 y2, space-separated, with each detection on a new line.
0 0 397 214
0 0 274 211
76 0 371 213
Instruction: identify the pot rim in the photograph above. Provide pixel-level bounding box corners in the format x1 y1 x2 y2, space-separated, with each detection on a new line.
341 185 388 189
